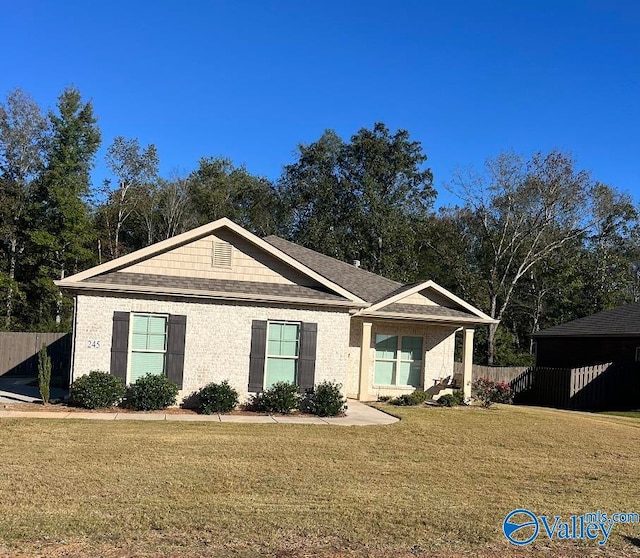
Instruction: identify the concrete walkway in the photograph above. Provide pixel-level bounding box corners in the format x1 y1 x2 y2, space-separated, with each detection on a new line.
0 399 399 426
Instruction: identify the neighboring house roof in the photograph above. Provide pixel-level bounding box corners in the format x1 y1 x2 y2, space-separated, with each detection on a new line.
533 303 640 338
263 236 401 303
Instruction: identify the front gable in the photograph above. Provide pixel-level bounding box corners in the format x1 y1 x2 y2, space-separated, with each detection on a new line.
356 281 497 325
124 228 321 288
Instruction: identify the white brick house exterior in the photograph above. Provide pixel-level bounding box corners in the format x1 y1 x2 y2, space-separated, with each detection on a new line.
57 218 496 403
73 294 350 402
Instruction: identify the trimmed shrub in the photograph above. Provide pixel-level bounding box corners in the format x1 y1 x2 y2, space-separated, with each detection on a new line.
437 390 465 407
70 370 126 409
37 344 51 405
390 389 432 406
250 381 300 414
302 381 347 417
377 395 392 402
472 377 513 408
126 374 179 411
195 381 239 414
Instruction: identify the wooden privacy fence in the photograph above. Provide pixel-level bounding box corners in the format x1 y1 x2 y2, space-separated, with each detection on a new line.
0 332 72 380
511 362 640 411
454 361 639 410
511 366 572 408
453 362 529 384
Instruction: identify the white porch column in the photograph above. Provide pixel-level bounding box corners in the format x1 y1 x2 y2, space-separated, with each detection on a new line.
462 328 475 400
358 322 373 401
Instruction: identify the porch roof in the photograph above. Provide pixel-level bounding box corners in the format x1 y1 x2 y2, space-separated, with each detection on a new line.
355 301 492 325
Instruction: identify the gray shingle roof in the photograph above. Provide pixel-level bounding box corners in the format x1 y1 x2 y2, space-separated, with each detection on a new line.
533 303 640 338
87 272 348 302
263 236 401 303
378 303 475 319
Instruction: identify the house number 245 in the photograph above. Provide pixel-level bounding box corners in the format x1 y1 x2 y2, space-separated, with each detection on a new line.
87 340 101 349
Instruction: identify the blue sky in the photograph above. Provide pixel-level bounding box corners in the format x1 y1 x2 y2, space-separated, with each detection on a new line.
3 1 639 207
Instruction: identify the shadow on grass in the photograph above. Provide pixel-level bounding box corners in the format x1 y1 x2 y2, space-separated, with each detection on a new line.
598 410 640 419
623 536 640 547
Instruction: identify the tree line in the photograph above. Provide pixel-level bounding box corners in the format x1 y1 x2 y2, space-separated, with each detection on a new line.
2 87 639 365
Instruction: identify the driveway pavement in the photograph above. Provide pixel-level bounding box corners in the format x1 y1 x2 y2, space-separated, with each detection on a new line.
0 398 399 426
0 376 68 404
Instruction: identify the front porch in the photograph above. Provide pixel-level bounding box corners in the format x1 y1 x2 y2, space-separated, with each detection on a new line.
348 318 476 402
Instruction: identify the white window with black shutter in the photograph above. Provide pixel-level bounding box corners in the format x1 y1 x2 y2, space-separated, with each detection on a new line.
110 311 186 388
128 313 168 383
248 319 317 392
265 322 300 387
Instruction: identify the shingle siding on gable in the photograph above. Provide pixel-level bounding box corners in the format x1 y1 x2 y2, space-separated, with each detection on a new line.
124 229 321 287
73 293 350 402
400 292 437 306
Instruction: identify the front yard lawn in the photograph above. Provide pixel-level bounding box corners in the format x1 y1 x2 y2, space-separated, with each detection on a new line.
1 404 639 557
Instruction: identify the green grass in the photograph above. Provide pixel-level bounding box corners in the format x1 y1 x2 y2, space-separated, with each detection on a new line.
1 404 639 557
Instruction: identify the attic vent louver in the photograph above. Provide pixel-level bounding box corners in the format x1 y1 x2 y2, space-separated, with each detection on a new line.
212 241 233 268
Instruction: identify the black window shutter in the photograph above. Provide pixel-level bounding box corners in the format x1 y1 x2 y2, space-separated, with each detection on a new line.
166 314 187 389
110 312 130 384
298 322 317 393
248 320 267 392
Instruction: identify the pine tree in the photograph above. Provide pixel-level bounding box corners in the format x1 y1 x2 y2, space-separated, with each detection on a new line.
25 87 100 329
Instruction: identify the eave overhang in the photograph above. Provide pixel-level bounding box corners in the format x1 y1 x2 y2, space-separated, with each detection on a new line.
56 281 368 310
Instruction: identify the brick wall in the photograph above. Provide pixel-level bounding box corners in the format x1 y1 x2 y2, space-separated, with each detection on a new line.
73 293 351 402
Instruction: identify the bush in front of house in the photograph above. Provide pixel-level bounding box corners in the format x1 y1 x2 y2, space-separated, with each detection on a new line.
472 377 513 408
126 374 179 411
250 381 300 414
195 381 239 414
37 344 52 405
437 390 466 407
70 370 126 409
301 380 347 417
389 389 432 406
